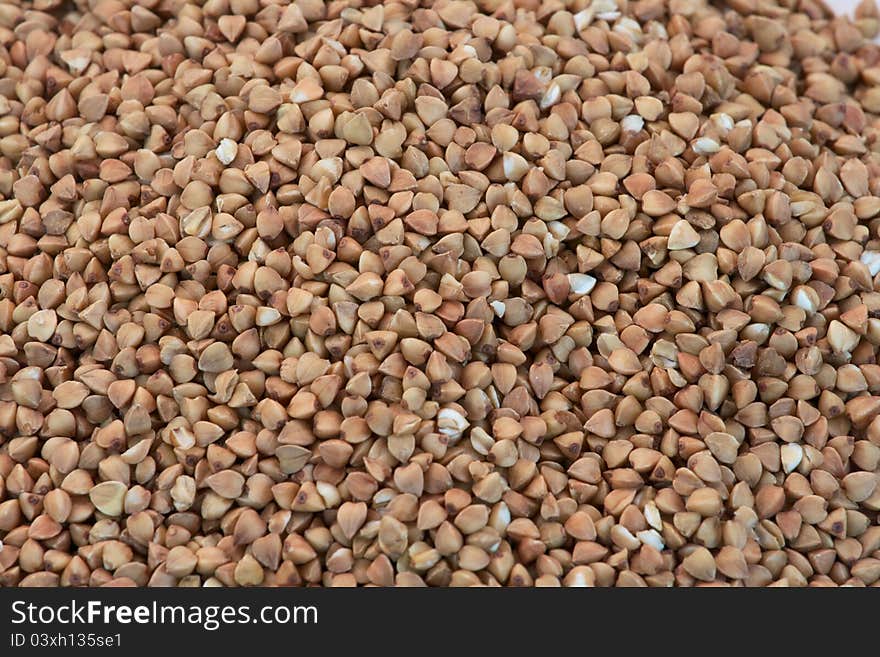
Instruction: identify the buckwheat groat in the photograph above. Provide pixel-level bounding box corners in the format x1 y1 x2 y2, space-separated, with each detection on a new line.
1 0 880 587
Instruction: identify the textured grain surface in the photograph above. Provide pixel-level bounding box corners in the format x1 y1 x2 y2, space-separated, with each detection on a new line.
1 0 880 587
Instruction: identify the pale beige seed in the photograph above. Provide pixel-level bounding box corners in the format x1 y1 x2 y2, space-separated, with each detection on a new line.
205 470 245 498
89 481 127 516
27 309 57 342
199 342 234 372
667 221 700 250
215 138 238 165
641 190 676 216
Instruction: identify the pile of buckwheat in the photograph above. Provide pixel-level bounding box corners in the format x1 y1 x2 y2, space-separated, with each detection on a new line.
1 0 880 587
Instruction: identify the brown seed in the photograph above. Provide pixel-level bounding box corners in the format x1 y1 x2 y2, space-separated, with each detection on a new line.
641 190 677 216
715 546 748 580
205 470 245 499
608 349 642 375
843 472 877 503
682 547 716 582
378 516 408 559
0 0 875 591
